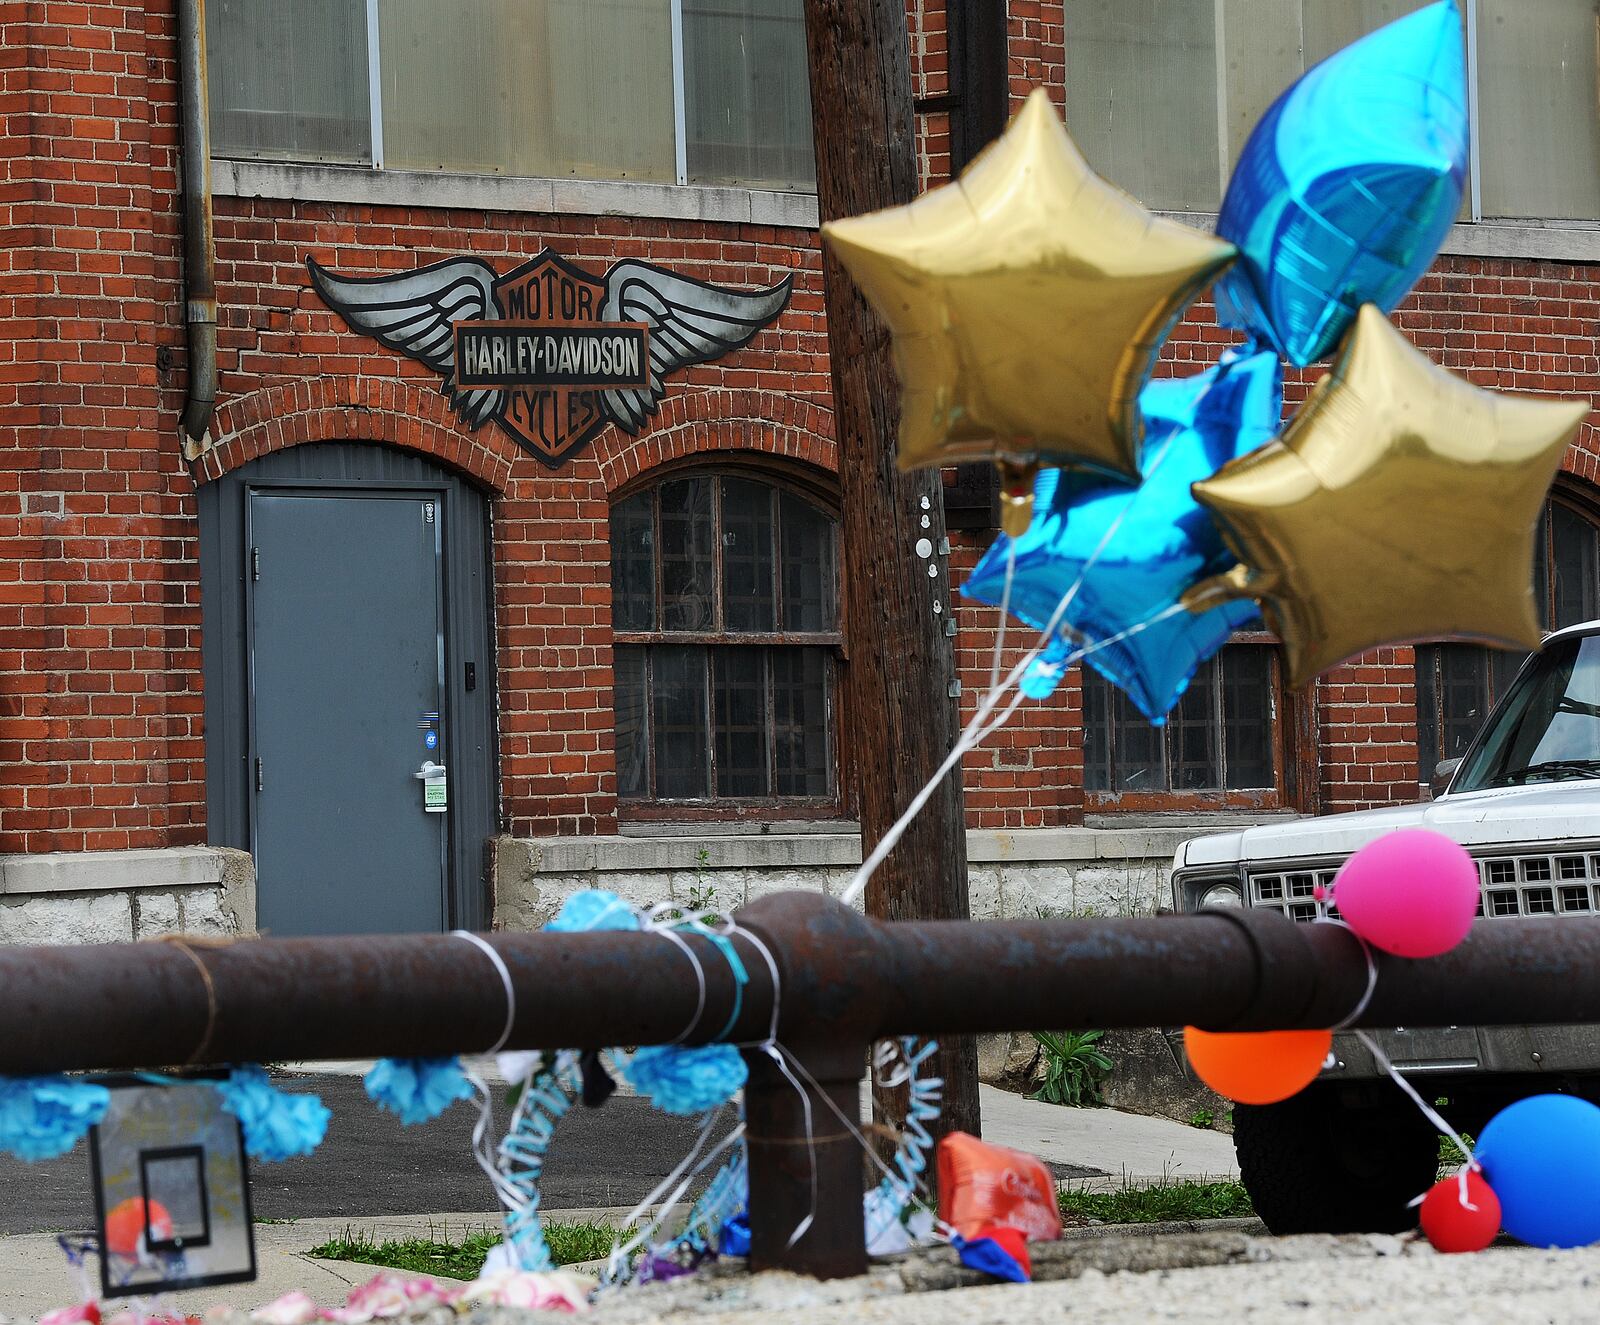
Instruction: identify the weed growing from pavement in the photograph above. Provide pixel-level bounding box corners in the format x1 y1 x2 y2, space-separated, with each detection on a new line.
1057 1178 1253 1225
307 1219 625 1277
1187 1108 1215 1130
1029 1030 1114 1106
1437 1130 1477 1179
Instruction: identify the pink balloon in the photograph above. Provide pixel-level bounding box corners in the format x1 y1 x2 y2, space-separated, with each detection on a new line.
1332 828 1479 958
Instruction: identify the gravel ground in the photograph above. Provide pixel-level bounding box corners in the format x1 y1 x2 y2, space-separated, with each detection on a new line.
205 1230 1600 1325
666 1245 1600 1323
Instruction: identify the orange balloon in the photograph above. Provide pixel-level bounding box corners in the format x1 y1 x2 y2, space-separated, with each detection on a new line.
104 1196 173 1258
1184 1026 1332 1104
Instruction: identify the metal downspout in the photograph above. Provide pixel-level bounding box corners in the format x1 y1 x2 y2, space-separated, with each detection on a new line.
177 0 217 457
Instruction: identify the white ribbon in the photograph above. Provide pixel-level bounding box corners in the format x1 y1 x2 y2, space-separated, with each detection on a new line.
452 930 517 1054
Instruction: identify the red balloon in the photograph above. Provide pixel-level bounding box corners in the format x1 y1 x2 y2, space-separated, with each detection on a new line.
1420 1169 1501 1253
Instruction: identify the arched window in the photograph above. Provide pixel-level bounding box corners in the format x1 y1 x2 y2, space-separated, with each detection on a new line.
608 467 841 813
1418 489 1600 780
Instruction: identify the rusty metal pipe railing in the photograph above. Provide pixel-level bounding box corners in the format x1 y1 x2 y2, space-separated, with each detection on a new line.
4 894 1600 1278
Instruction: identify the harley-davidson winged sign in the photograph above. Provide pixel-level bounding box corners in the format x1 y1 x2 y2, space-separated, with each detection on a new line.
308 250 792 469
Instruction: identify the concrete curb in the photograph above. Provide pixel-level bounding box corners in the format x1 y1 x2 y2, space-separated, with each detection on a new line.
1060 1216 1265 1242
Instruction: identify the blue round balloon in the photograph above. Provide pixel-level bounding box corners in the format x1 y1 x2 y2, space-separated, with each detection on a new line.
1215 0 1468 365
1476 1094 1600 1248
963 347 1280 722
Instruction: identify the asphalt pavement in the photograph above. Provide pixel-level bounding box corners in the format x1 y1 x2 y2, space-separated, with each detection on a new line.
0 1074 707 1236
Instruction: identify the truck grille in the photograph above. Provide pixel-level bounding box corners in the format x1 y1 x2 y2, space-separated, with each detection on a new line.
1248 868 1339 922
1248 852 1600 922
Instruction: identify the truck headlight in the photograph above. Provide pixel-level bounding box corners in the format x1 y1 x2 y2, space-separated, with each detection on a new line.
1199 881 1244 909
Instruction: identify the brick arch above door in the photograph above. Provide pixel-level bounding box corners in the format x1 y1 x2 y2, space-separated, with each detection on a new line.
196 377 520 494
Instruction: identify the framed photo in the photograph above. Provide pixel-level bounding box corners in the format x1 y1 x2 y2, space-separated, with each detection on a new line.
88 1078 256 1298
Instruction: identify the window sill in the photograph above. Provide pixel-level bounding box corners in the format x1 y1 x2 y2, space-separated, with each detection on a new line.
211 159 821 230
1156 210 1600 264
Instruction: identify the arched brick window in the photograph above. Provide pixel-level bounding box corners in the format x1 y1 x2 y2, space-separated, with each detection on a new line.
608 463 842 817
1418 487 1600 780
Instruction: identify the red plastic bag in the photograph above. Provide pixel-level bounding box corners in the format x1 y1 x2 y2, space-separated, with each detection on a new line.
937 1131 1063 1242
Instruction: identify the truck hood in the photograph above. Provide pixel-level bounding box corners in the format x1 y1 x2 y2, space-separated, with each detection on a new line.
1178 782 1600 868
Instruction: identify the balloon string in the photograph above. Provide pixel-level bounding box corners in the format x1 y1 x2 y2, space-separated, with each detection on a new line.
1354 1028 1481 1182
728 920 819 1249
462 1063 537 1214
1312 915 1380 1030
601 1122 747 1289
987 536 1017 700
839 600 1187 908
452 930 517 1055
780 1040 954 1239
651 923 709 1045
1312 910 1479 1207
842 436 1182 910
601 1105 739 1287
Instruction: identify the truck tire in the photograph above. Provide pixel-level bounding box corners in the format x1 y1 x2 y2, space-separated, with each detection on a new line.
1233 1089 1440 1234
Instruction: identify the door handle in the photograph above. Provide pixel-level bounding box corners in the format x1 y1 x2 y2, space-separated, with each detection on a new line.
414 761 447 780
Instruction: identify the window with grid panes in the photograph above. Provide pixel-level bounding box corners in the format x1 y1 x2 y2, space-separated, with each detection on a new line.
1062 0 1600 222
1083 645 1279 802
609 472 840 808
1418 493 1600 780
206 0 815 191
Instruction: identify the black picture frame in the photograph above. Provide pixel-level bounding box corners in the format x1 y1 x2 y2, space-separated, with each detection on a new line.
88 1076 257 1299
138 1144 213 1253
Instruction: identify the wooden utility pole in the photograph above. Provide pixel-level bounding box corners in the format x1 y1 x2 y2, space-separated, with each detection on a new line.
800 0 981 1140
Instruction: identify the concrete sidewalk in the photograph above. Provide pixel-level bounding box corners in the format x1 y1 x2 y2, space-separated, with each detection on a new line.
978 1085 1238 1188
0 1090 1238 1320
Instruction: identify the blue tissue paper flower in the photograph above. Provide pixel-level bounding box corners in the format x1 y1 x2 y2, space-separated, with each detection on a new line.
215 1065 330 1162
624 1043 747 1116
546 890 641 934
364 1057 473 1125
0 1076 109 1162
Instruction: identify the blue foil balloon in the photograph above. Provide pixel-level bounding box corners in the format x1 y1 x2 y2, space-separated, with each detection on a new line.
1477 1095 1600 1248
962 348 1281 722
1216 0 1467 365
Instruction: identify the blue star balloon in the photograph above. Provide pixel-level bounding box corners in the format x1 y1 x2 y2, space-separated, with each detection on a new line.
963 348 1282 723
1215 0 1468 365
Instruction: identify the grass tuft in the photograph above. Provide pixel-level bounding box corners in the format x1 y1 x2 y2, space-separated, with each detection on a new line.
1058 1178 1253 1225
307 1219 621 1279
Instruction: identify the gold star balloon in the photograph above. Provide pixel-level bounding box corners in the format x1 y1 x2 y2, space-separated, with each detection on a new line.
822 88 1236 531
1187 304 1589 689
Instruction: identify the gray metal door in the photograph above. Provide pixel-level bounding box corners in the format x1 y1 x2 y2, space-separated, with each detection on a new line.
247 492 446 936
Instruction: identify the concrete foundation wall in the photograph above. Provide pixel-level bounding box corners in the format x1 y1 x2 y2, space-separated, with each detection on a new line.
0 848 257 945
488 826 1222 930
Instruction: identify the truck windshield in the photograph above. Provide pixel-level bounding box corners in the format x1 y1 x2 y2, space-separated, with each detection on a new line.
1454 635 1600 791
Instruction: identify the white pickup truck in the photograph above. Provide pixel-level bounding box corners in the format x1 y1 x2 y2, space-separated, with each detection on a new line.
1171 619 1600 1233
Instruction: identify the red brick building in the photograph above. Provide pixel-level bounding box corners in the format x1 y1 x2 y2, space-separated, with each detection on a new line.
3 1 1597 940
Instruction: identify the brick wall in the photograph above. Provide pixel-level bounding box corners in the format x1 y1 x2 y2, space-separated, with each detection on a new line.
1163 259 1600 810
2 0 205 854
202 204 832 840
2 0 1597 855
